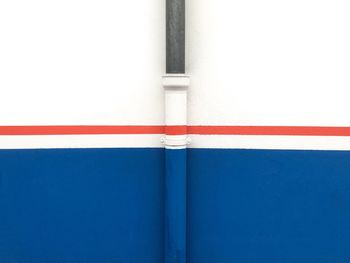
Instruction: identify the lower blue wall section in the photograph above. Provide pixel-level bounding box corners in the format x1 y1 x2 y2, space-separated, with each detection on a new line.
188 149 350 263
1 148 350 262
0 149 164 263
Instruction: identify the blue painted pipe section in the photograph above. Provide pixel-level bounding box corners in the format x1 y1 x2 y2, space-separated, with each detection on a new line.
164 148 187 263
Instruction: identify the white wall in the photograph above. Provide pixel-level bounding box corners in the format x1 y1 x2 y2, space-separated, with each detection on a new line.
188 0 350 126
0 0 164 125
1 0 350 126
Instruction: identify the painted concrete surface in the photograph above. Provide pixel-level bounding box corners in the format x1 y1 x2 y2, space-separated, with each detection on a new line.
1 148 350 262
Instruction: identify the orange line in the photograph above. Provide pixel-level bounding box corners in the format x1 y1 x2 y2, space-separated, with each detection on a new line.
188 126 350 136
1 125 350 136
0 126 164 135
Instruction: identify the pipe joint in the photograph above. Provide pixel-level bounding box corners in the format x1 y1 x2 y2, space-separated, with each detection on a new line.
162 74 190 90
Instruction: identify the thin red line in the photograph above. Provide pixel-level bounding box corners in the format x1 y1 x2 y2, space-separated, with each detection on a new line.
0 126 163 135
1 125 350 136
188 126 350 136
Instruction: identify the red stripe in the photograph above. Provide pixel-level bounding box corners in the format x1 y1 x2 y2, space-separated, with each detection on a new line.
0 126 164 135
1 125 350 136
188 126 350 136
166 126 187 135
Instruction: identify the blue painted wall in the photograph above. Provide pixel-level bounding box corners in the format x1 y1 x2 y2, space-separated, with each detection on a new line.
0 149 164 263
188 149 350 263
1 148 350 262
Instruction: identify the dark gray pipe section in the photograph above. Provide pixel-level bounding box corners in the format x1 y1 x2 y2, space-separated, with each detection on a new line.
166 0 185 74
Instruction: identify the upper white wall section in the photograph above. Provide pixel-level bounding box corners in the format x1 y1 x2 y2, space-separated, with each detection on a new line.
1 0 350 126
188 0 350 126
0 0 164 125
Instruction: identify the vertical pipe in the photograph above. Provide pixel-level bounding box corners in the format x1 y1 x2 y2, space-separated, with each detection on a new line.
166 0 185 74
164 147 187 263
163 76 189 263
164 0 188 262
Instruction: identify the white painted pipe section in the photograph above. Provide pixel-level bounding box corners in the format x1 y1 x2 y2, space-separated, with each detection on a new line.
162 74 190 149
